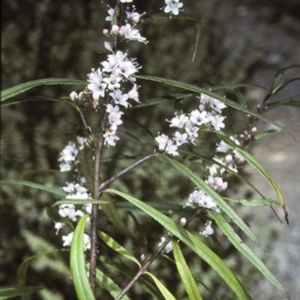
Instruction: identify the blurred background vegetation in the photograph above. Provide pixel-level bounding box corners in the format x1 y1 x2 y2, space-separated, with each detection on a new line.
2 0 299 299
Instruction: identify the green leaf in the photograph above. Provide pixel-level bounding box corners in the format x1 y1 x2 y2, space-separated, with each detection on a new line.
132 91 195 108
253 129 278 141
192 21 201 62
17 249 68 288
1 78 87 102
163 156 259 245
135 75 291 135
145 272 177 300
100 193 135 240
95 269 131 300
0 180 65 197
70 215 95 300
266 95 300 112
52 199 109 207
98 231 141 267
270 65 300 92
0 287 43 299
105 189 251 300
172 240 203 300
224 198 280 207
218 135 286 216
98 256 162 299
209 211 290 300
112 201 195 215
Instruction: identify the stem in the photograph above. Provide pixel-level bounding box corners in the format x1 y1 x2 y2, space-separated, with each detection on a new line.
89 97 109 293
116 210 201 299
99 153 156 191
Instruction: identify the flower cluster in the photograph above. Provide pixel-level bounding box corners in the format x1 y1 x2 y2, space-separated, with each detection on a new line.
54 180 92 251
155 94 227 156
58 138 86 172
56 140 91 250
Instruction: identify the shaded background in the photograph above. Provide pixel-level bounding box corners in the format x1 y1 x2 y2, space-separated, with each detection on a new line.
1 0 300 299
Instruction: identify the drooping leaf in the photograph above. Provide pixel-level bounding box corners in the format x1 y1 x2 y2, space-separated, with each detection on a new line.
98 256 162 299
70 215 95 300
1 78 86 102
172 240 203 300
209 211 290 300
16 249 69 299
135 75 292 137
145 272 177 300
98 231 141 267
0 287 43 299
105 189 251 300
100 193 135 240
218 135 287 222
224 198 279 207
0 180 65 197
163 156 259 245
95 268 131 300
270 65 300 92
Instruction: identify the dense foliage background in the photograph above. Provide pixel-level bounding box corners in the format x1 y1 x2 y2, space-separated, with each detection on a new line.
1 0 299 299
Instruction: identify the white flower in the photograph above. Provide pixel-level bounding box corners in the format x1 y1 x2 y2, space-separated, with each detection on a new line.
83 234 91 251
54 222 65 235
166 140 179 156
126 6 144 24
105 7 115 22
209 114 226 131
109 89 129 107
62 232 74 247
163 0 184 16
103 73 122 90
155 134 169 151
69 91 79 101
174 131 188 146
158 237 173 253
119 23 148 44
104 131 119 147
168 114 188 128
62 232 91 251
189 110 209 126
87 68 107 100
201 221 214 237
198 94 227 114
120 0 133 3
59 142 78 163
128 84 140 102
58 204 84 220
205 175 228 191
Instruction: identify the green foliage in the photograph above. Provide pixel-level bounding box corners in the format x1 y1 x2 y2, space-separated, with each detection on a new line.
1 1 298 299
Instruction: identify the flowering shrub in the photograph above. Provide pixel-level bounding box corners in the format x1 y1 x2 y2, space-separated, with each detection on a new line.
1 1 298 299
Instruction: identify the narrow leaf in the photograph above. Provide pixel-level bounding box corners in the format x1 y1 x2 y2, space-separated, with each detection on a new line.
105 189 251 300
0 287 43 299
209 211 290 300
1 78 86 102
163 156 259 245
52 199 109 207
135 75 292 137
172 240 203 300
70 215 95 300
16 248 69 300
95 269 131 300
270 65 300 92
145 272 177 300
98 231 141 267
224 198 279 207
100 193 135 240
219 135 287 220
98 256 162 299
0 180 65 197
